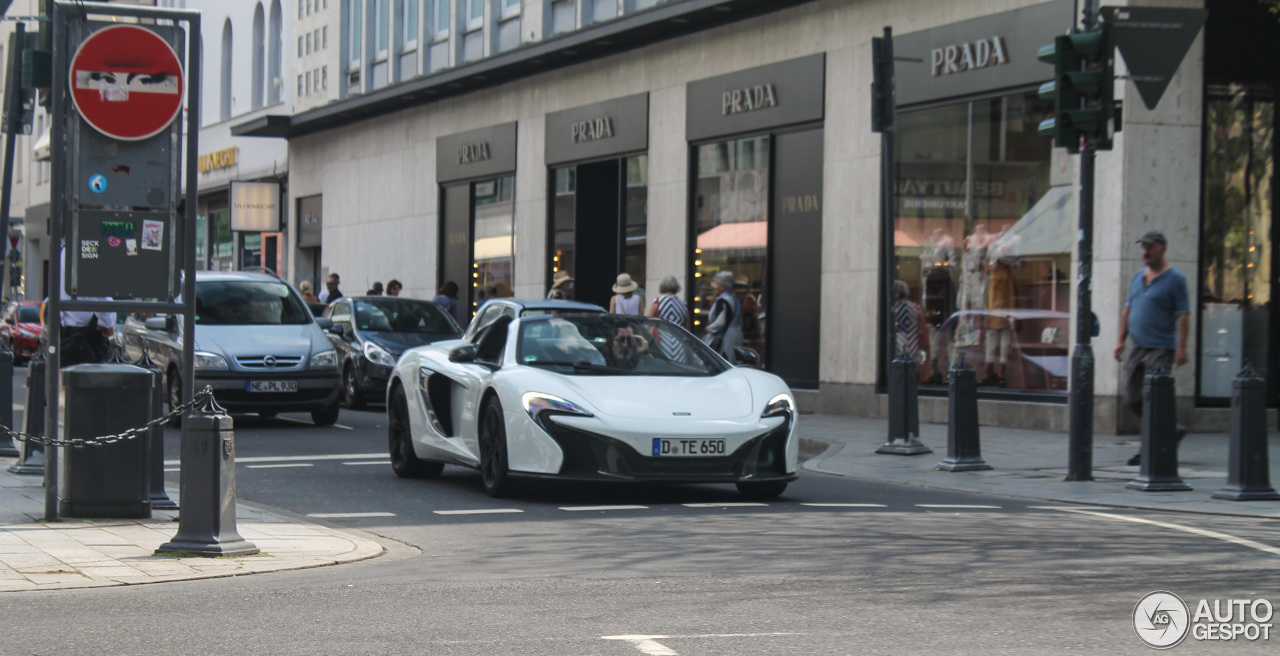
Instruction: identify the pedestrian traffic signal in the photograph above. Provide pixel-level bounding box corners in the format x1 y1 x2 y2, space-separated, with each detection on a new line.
1036 28 1120 151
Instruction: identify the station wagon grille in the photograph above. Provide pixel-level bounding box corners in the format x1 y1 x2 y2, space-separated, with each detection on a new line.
236 355 304 369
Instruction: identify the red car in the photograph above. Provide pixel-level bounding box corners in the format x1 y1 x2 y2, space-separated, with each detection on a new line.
0 301 43 364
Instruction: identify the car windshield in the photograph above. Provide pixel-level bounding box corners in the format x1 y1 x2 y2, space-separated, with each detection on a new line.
16 307 39 323
517 314 729 377
354 299 460 335
195 281 312 326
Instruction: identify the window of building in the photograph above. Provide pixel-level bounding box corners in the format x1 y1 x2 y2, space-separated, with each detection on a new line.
403 0 419 48
269 0 283 103
892 90 1062 393
297 74 303 97
473 176 517 310
550 0 573 35
465 0 482 31
434 0 449 39
220 19 233 120
321 65 328 89
299 0 304 19
375 0 390 57
323 25 329 48
348 0 363 70
306 0 312 14
589 0 616 23
306 70 312 93
252 4 266 109
501 0 519 19
306 32 312 54
298 35 304 57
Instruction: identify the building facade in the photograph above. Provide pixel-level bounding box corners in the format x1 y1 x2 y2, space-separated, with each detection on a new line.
234 0 1279 433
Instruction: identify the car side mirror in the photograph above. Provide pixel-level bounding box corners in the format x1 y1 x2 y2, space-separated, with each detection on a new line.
448 343 478 363
315 317 333 330
144 316 168 331
733 346 761 367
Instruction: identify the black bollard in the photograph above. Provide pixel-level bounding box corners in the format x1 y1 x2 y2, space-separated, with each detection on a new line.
7 353 45 475
1127 363 1191 492
0 344 16 457
877 351 932 455
136 350 177 510
1213 364 1280 501
156 392 258 557
938 355 991 472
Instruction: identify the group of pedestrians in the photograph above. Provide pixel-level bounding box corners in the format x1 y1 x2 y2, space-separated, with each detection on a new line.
299 273 404 304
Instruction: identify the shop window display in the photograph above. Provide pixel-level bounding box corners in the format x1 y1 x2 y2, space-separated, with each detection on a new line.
894 92 1068 393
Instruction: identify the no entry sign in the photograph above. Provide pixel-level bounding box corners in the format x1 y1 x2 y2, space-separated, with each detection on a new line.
69 25 183 141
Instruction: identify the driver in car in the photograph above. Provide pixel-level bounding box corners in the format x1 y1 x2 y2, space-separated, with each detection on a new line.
607 326 653 370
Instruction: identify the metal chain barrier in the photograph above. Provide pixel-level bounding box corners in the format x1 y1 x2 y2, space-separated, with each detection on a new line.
2 386 215 449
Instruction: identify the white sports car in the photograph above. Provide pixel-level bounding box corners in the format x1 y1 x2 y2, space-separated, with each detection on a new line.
385 306 798 497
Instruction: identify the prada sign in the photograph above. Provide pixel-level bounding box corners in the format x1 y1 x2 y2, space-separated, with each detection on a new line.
545 94 648 165
686 54 824 141
930 36 1010 76
894 0 1073 106
437 122 517 183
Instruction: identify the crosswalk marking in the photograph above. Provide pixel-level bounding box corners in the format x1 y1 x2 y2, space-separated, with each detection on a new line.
433 508 524 515
306 512 396 518
559 505 648 512
682 502 769 508
800 503 888 508
915 504 1001 509
165 452 385 465
342 461 388 466
246 463 314 469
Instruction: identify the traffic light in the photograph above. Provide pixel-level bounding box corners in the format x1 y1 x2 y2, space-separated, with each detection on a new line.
1037 28 1119 151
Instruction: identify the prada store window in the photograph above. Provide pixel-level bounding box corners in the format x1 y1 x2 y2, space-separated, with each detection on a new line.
893 91 1067 393
473 176 517 310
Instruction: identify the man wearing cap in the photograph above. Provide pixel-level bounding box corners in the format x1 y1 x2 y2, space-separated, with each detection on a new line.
1115 230 1190 465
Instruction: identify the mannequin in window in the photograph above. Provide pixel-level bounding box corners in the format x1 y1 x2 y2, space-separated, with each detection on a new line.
981 227 1022 387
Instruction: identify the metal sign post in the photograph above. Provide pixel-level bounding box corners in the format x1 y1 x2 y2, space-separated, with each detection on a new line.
46 1 201 521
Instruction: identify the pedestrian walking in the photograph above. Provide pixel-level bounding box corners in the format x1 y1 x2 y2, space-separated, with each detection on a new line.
547 270 574 300
649 275 689 361
1115 230 1190 466
368 282 384 296
435 281 459 320
609 273 644 315
893 280 931 383
299 281 319 303
702 270 743 360
318 273 343 303
386 279 402 297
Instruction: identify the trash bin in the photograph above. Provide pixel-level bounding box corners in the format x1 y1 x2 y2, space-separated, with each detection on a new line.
58 364 154 518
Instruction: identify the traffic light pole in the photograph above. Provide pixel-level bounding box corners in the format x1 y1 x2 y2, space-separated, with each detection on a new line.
1066 0 1100 482
1067 141 1096 481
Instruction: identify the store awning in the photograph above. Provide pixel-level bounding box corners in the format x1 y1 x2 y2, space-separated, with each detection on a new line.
696 221 767 250
33 129 50 162
474 235 512 261
1002 185 1074 256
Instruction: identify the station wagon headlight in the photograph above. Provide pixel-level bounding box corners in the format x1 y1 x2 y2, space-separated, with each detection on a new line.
193 351 228 370
363 342 397 367
522 392 592 430
762 393 794 418
310 349 338 369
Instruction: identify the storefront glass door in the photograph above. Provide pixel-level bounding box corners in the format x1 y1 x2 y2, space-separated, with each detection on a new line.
473 175 517 308
1199 86 1275 400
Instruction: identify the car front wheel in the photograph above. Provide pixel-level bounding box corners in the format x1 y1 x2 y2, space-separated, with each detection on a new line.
343 364 365 409
388 385 443 478
478 397 513 498
311 401 340 426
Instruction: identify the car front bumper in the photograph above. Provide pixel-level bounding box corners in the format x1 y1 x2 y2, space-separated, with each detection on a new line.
197 369 341 413
355 358 393 397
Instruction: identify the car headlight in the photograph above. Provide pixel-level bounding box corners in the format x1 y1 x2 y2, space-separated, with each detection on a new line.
762 393 794 419
193 351 228 370
310 349 339 369
363 342 397 367
522 392 592 431
17 329 37 339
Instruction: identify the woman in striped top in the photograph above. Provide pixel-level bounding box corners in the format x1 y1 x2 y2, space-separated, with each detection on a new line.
650 275 690 361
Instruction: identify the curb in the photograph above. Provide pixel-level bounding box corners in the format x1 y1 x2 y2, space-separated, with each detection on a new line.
801 438 1280 521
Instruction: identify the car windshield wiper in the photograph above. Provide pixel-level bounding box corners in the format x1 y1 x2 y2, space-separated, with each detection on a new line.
523 360 636 375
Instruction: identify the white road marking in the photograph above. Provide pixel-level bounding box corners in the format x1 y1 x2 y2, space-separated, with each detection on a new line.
915 504 1001 509
246 463 314 469
433 508 524 515
559 505 649 511
332 424 354 431
1028 505 1109 511
1050 507 1280 558
800 503 887 508
603 633 798 655
165 452 385 465
342 460 389 466
306 512 396 518
163 467 180 472
682 502 769 508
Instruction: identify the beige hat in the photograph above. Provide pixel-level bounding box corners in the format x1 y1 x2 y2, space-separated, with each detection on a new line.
612 273 639 294
551 270 574 287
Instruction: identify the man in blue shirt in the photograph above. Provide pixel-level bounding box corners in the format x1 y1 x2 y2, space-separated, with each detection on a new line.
1114 231 1189 465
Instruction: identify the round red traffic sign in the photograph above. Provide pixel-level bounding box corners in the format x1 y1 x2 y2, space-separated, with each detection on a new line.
69 25 184 141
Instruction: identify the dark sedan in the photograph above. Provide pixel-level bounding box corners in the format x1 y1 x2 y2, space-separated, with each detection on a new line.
324 296 461 408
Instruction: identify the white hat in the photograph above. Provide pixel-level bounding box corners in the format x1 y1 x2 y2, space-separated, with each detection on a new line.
612 273 639 294
551 270 574 287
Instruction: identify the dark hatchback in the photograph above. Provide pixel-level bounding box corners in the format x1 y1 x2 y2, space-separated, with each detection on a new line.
324 296 461 408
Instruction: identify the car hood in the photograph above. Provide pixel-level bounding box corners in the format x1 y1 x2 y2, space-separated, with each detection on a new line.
196 323 328 358
15 322 41 333
365 331 459 355
557 369 754 420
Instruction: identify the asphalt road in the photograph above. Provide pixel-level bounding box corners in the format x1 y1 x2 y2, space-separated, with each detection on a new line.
3 401 1279 654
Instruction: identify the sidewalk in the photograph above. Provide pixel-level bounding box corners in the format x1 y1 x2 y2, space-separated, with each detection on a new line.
0 466 386 592
799 414 1280 519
